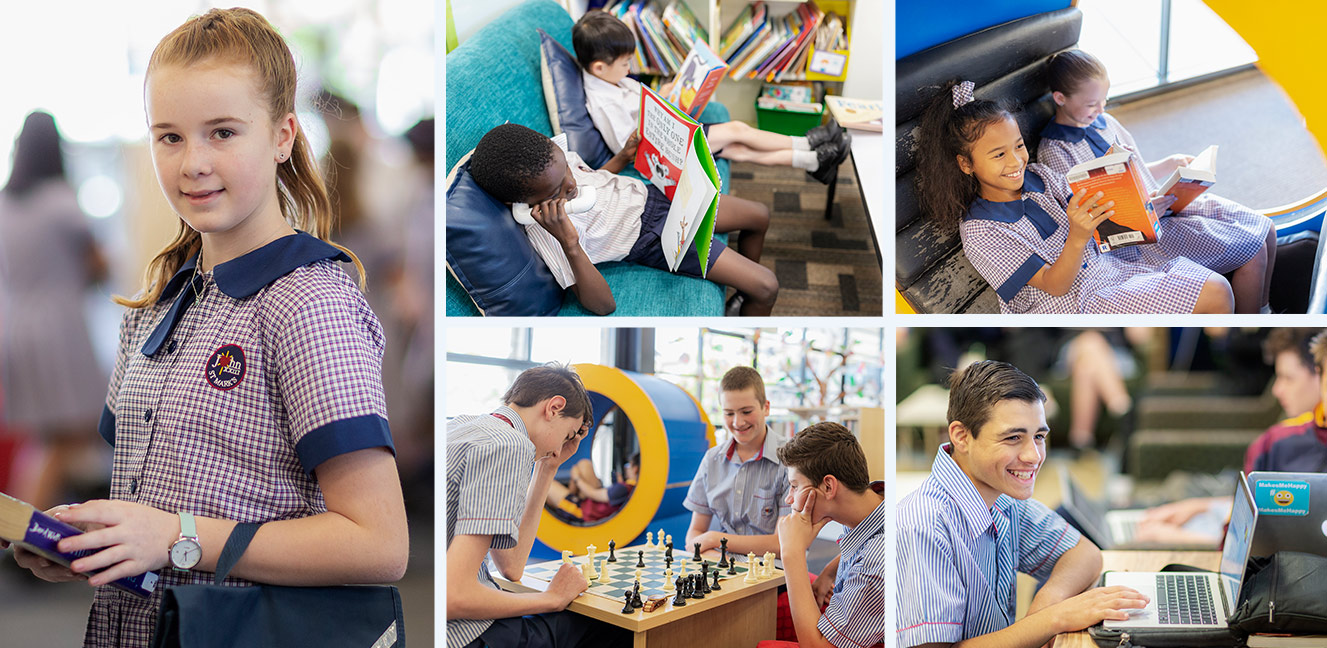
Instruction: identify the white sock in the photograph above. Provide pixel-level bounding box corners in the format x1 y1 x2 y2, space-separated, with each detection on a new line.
1260 303 1273 314
790 136 811 151
793 149 819 171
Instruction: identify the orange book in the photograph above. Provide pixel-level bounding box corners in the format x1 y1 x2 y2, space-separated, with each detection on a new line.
1156 145 1217 215
1065 150 1161 253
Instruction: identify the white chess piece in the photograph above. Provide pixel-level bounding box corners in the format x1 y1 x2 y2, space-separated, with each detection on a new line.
635 567 643 583
562 550 572 565
657 528 666 551
680 560 688 578
581 561 594 584
744 553 757 584
647 531 654 549
663 568 674 590
587 544 597 565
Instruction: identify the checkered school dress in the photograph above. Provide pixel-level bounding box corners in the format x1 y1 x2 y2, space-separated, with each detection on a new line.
1038 113 1270 274
85 234 392 647
960 164 1213 314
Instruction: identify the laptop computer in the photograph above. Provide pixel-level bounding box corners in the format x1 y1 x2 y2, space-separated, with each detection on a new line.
1058 471 1226 549
1103 472 1256 630
1248 471 1327 557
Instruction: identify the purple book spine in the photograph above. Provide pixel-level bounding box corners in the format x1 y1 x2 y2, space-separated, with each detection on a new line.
21 510 158 598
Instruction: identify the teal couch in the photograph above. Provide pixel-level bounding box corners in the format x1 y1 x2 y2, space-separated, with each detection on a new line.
445 0 730 316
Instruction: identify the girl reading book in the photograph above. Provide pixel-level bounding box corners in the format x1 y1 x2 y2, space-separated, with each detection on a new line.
6 9 408 646
917 80 1234 314
1037 49 1275 313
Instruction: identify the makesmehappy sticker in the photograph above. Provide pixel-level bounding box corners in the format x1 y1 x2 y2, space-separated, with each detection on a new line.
1254 479 1310 516
206 344 246 390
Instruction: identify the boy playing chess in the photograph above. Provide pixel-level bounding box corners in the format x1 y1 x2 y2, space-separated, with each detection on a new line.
773 422 886 648
895 361 1147 648
445 364 628 648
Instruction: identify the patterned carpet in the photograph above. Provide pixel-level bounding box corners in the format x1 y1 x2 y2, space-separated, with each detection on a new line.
724 156 883 316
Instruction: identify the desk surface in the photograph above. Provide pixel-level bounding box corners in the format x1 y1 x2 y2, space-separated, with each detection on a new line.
849 130 883 268
1055 550 1221 648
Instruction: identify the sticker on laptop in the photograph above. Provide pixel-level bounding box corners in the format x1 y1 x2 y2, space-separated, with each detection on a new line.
1254 479 1309 516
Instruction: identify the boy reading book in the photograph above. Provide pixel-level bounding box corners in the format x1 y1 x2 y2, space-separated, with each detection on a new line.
468 123 779 316
896 361 1148 648
573 10 850 185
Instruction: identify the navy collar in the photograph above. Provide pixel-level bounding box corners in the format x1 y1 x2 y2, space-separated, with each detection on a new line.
1040 115 1110 157
963 168 1058 239
143 232 349 356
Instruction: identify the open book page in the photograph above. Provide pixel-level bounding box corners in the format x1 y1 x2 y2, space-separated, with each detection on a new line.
661 130 719 274
636 86 699 199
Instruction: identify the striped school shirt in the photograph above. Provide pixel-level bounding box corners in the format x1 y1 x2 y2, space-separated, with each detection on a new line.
523 148 648 290
821 481 887 648
684 429 792 536
896 445 1079 647
445 406 536 648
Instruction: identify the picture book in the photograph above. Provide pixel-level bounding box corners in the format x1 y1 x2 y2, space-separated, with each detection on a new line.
1065 150 1161 252
761 82 815 104
718 2 765 59
0 491 159 598
825 96 883 132
661 1 707 51
1156 145 1217 215
756 96 822 114
634 86 720 275
666 39 727 118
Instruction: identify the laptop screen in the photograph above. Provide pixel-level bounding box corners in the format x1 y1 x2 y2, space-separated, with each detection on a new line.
1218 473 1257 603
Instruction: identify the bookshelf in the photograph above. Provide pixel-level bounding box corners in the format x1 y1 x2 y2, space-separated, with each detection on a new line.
602 0 860 123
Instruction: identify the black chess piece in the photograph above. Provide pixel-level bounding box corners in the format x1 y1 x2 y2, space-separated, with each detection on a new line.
692 542 703 562
692 574 705 598
701 566 712 594
727 558 737 575
672 577 687 606
718 537 729 568
636 550 645 568
665 555 673 571
621 589 635 613
607 540 617 563
711 567 722 590
666 541 673 561
632 581 643 609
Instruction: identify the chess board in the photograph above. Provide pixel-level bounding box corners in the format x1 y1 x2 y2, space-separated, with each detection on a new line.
523 543 775 603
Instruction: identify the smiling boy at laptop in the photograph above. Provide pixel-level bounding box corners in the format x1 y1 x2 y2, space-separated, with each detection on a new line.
897 360 1148 648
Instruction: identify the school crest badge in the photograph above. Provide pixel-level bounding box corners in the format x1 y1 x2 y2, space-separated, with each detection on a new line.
206 344 246 390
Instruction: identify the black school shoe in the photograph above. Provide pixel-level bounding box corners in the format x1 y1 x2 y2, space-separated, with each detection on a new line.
807 133 852 185
804 117 843 149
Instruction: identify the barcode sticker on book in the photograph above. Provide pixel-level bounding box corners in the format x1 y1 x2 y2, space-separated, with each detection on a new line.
1107 231 1145 246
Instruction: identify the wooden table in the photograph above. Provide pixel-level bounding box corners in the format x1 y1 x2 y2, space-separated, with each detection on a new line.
493 546 786 648
1054 550 1220 647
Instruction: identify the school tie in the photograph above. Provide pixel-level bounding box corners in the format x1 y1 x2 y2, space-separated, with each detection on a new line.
992 509 1016 623
1020 198 1059 240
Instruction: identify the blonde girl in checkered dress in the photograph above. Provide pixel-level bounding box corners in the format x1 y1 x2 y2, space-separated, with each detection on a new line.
1037 49 1276 314
916 80 1234 314
6 9 408 646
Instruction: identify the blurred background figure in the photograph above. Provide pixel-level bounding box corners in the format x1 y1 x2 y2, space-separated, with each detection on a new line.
0 111 108 511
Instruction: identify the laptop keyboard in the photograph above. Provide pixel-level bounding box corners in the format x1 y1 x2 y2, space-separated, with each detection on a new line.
1155 573 1216 625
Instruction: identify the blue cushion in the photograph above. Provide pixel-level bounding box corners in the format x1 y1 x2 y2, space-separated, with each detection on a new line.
444 157 564 316
538 29 613 169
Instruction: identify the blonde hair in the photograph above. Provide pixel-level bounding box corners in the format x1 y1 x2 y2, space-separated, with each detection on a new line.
118 7 365 308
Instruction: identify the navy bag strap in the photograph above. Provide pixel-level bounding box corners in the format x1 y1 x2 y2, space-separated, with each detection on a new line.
214 522 263 585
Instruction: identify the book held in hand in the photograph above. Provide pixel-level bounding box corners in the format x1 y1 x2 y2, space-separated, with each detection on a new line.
634 86 721 275
0 491 159 598
665 38 727 118
1065 150 1161 253
1156 144 1217 215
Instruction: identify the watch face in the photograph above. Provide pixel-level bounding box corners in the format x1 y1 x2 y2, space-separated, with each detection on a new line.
170 539 202 570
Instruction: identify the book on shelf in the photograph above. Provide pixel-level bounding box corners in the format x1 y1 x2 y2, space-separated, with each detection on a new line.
661 1 707 51
1064 149 1161 253
720 1 834 82
756 96 822 114
666 39 728 117
0 491 159 598
825 95 883 132
634 86 720 275
718 2 765 60
761 81 815 103
1155 144 1217 215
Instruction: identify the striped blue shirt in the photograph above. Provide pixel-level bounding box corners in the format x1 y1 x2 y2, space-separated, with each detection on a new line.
821 481 887 648
896 445 1080 647
445 406 535 648
684 429 792 535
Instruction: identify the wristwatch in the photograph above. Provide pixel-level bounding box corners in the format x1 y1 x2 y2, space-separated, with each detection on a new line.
169 512 202 571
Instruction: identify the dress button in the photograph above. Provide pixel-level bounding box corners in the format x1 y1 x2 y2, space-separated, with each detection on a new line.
166 339 178 354
130 478 138 495
144 409 153 423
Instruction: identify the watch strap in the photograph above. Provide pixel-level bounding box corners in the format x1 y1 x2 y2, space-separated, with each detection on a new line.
178 511 198 540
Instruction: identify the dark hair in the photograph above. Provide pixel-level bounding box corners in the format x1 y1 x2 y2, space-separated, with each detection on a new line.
916 80 1021 226
946 360 1045 438
405 118 434 164
4 111 65 196
469 123 556 203
1309 332 1327 375
1045 49 1109 95
1264 328 1321 372
720 366 766 405
627 452 641 468
502 362 594 423
777 422 870 494
572 10 636 70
